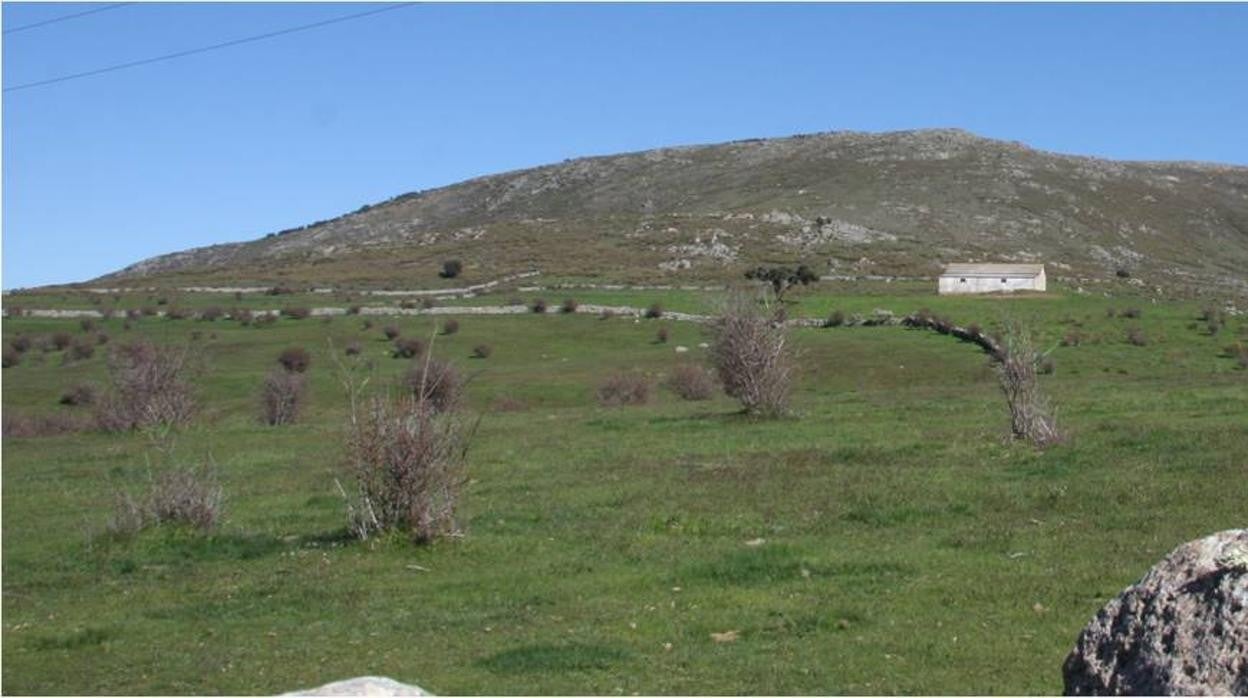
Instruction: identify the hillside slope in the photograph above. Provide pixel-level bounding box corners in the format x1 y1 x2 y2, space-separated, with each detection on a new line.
101 129 1248 293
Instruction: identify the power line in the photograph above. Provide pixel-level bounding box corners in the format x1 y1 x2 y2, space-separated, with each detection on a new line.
4 3 415 93
4 3 132 35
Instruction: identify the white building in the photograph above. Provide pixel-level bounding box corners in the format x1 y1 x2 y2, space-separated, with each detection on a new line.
938 263 1046 295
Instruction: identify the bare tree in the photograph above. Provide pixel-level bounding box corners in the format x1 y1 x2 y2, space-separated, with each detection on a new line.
996 321 1063 448
708 293 794 418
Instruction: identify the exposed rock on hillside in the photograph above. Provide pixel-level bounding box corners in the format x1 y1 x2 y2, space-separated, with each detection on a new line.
1062 529 1248 695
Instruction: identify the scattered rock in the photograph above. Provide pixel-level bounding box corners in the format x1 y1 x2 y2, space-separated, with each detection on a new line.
1062 529 1248 696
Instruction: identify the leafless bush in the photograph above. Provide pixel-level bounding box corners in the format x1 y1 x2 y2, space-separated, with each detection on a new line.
2 348 19 368
338 389 472 544
267 285 295 296
165 307 191 320
561 298 579 314
260 369 306 425
393 337 426 359
383 324 401 340
347 305 362 315
10 335 32 353
51 332 73 351
254 313 277 327
656 326 670 344
1224 341 1248 369
597 372 652 406
228 307 253 324
198 306 224 321
441 319 460 335
995 321 1063 448
1126 327 1148 346
2 411 92 437
126 308 142 320
109 463 224 535
148 465 224 530
666 364 717 401
644 302 664 319
1061 330 1083 347
278 347 311 373
60 382 99 406
66 336 96 362
472 343 493 359
532 298 548 313
824 310 846 327
80 318 98 333
345 340 363 356
399 299 418 310
1122 307 1143 319
95 331 110 345
708 294 793 418
421 297 437 310
281 306 311 320
404 356 463 413
599 309 616 320
95 342 196 432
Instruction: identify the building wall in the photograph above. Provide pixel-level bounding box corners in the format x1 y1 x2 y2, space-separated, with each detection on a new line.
938 272 1045 294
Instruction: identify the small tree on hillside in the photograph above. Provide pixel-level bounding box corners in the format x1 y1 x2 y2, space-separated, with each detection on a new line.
440 259 463 279
709 293 794 418
744 264 819 301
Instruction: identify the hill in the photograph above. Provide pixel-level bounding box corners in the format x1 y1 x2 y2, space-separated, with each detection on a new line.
100 129 1248 294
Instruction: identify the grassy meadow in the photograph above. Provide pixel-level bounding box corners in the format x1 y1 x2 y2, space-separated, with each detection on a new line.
2 283 1246 694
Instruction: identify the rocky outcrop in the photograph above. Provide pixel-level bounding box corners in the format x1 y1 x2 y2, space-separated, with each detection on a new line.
1062 529 1248 695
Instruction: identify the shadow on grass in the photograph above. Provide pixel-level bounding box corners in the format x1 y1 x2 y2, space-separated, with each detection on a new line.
477 642 632 674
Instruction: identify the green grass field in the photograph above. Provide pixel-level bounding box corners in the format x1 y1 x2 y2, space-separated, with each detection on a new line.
2 285 1246 695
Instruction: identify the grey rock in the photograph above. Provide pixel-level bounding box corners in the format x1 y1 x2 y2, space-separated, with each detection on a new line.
285 676 430 696
1062 529 1248 695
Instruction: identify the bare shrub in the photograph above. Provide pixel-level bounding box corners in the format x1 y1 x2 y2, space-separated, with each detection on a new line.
344 340 363 356
399 300 418 310
254 313 277 327
362 319 375 331
644 302 664 319
1223 341 1248 369
148 465 224 530
561 298 579 314
95 331 110 345
440 259 463 279
404 356 463 413
2 348 19 368
10 335 32 353
532 298 548 314
599 309 616 320
228 307 253 324
393 337 426 359
471 343 493 359
1126 327 1148 346
165 307 191 320
1105 307 1117 319
383 324 401 340
1061 330 1083 347
2 411 91 437
198 306 224 321
277 347 311 373
95 342 196 432
260 369 306 425
281 306 311 320
51 331 73 351
339 391 471 543
80 318 98 333
126 308 142 320
708 294 793 418
421 298 437 310
267 285 295 296
60 383 99 406
824 310 846 328
995 321 1063 448
666 364 716 401
597 372 651 406
1122 307 1143 319
441 319 460 335
65 336 96 362
347 305 362 315
140 306 158 317
656 326 670 344
110 463 224 535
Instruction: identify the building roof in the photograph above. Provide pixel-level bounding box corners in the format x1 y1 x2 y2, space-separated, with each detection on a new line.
941 263 1045 278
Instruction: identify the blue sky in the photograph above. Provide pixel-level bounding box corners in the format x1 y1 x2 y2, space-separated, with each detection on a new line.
3 2 1246 289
